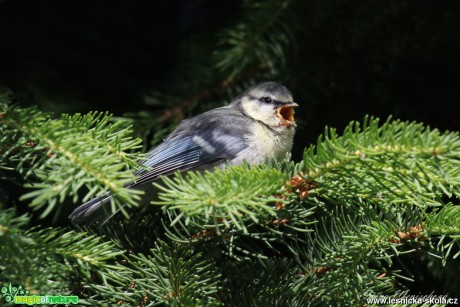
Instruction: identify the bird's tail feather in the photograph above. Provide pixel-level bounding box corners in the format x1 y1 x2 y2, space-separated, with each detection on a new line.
68 192 124 225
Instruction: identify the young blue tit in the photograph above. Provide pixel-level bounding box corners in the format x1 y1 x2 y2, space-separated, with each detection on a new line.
69 81 298 225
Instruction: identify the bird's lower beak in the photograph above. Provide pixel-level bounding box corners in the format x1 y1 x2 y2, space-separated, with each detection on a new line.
276 102 298 127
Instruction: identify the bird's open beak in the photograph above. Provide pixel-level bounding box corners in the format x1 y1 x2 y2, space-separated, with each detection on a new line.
276 102 298 127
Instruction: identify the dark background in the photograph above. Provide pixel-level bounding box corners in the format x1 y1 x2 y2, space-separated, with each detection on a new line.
1 0 459 161
1 0 460 298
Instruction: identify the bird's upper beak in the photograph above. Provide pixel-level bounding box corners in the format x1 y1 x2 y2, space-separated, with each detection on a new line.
276 102 298 127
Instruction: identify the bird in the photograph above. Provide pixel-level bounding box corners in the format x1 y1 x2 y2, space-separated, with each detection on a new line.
69 81 298 225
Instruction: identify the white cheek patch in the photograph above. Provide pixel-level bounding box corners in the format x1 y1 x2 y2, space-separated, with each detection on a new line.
241 99 278 126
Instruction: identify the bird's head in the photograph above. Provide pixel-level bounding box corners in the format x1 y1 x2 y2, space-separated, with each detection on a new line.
234 82 298 130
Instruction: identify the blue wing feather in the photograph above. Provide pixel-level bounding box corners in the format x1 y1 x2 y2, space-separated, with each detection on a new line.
129 107 249 186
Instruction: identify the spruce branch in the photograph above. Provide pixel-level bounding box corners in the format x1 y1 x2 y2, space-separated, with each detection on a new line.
30 228 125 267
288 204 432 305
221 258 302 305
88 240 221 306
295 116 460 208
214 0 294 80
282 116 460 303
425 203 460 236
0 96 144 218
0 205 123 296
425 203 460 264
153 164 289 233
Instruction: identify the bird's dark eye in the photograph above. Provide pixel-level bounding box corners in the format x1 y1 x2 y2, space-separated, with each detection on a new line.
261 97 272 104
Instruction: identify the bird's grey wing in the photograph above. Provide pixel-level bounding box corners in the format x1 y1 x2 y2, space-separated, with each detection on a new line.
69 107 249 225
129 109 250 187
